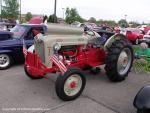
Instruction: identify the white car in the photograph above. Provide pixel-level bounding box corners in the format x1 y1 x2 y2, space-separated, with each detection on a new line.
140 30 150 46
71 21 85 28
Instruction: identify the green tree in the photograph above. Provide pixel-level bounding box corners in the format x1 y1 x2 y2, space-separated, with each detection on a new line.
1 0 19 19
43 15 48 22
129 21 140 28
65 7 70 17
118 19 128 28
25 12 32 21
48 14 57 23
65 7 84 24
97 19 117 27
88 17 96 23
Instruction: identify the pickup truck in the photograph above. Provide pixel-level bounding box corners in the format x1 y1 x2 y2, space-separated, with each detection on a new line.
0 24 47 69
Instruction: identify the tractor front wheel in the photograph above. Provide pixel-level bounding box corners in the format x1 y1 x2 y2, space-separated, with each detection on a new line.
24 65 44 79
105 39 133 82
55 68 86 101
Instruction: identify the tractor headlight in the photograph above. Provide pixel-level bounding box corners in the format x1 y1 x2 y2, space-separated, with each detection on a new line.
54 43 61 51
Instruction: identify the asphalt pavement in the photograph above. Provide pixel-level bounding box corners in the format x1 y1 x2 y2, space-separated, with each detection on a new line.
0 64 150 113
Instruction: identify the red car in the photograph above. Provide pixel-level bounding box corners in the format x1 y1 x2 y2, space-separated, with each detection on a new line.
121 28 144 44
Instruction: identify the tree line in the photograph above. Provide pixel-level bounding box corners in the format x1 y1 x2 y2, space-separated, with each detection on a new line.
46 7 142 28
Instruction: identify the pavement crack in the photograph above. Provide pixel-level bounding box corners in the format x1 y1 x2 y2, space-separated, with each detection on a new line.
82 95 121 113
37 101 72 113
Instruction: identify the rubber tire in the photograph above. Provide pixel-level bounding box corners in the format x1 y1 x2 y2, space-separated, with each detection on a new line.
24 65 44 79
137 110 143 113
105 39 133 82
137 109 150 113
55 68 86 101
0 54 12 70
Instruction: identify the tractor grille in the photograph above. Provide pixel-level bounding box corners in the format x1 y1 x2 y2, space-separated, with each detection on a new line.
35 40 45 63
34 39 53 67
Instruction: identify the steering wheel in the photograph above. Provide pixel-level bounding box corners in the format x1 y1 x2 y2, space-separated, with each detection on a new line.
85 30 96 36
84 25 96 36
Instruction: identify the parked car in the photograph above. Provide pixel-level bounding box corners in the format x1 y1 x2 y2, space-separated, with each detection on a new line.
71 21 85 28
0 22 7 31
138 25 150 34
0 24 47 69
120 28 144 44
139 30 150 47
0 19 16 31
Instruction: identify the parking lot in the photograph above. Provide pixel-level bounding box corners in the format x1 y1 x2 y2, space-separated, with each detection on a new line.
0 64 150 113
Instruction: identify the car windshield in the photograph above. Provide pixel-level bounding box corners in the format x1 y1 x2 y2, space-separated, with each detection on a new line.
10 25 27 38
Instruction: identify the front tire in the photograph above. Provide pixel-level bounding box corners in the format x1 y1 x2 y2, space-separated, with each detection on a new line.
55 68 86 101
24 65 44 79
137 109 150 113
0 54 12 70
105 39 133 82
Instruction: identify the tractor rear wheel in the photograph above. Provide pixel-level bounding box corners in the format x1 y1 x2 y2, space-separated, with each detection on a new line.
55 68 86 101
105 39 133 82
24 65 44 79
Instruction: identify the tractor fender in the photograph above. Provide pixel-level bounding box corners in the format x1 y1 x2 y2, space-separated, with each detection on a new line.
104 34 126 51
133 85 150 110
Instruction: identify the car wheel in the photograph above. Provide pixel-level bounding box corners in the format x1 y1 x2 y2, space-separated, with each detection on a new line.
105 39 134 82
24 65 44 79
0 54 12 70
55 68 86 101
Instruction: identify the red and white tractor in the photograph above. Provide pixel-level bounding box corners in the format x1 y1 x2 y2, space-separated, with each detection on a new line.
23 29 133 101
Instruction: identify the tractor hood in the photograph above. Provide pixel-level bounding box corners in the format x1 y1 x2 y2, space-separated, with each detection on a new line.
34 34 88 67
36 34 88 46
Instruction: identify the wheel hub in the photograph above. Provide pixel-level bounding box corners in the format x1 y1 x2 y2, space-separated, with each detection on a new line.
0 54 10 68
64 74 82 96
123 58 128 66
69 81 77 89
118 52 128 67
117 48 132 75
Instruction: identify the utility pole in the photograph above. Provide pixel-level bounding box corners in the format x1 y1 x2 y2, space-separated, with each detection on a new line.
62 8 65 19
0 0 2 20
54 0 57 23
124 14 127 21
20 0 21 22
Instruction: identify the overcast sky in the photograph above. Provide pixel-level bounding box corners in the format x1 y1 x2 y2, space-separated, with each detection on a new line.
21 0 150 23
